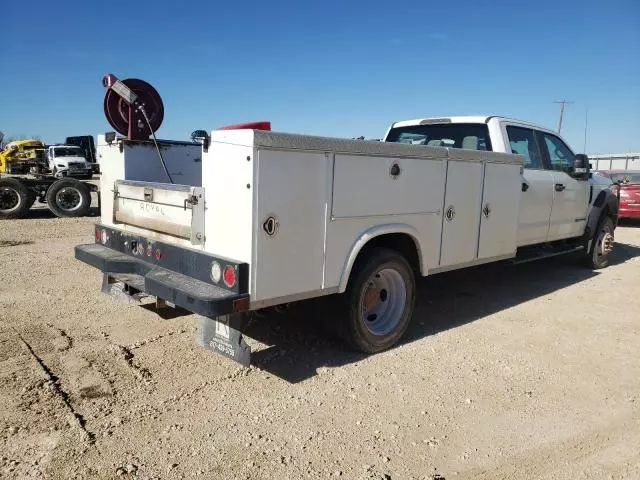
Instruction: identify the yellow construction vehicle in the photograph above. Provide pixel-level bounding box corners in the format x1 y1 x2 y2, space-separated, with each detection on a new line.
0 139 46 174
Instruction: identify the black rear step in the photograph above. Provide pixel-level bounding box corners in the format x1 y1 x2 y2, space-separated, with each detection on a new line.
86 225 249 294
75 243 249 317
75 225 254 366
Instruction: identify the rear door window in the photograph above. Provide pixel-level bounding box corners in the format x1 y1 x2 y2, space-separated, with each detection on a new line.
385 123 492 151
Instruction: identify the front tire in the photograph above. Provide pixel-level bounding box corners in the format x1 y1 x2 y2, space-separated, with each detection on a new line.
586 216 615 269
342 247 416 353
46 179 91 218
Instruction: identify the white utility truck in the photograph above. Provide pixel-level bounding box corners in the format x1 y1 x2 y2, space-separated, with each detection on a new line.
75 75 619 366
46 144 94 179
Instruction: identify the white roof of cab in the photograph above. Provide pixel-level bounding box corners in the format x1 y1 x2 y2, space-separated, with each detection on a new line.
391 116 492 127
391 115 553 133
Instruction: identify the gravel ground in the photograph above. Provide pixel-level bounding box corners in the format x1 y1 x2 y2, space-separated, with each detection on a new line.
1 202 639 480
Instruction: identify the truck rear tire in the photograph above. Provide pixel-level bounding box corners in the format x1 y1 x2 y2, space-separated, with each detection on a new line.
46 179 91 218
585 216 615 269
0 178 36 219
342 247 416 353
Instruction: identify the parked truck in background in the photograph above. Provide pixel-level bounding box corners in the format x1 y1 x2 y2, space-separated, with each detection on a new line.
1 141 97 219
66 135 100 174
45 144 94 179
75 79 619 366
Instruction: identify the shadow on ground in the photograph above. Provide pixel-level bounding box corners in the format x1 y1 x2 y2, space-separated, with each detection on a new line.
243 242 640 383
618 218 640 228
140 302 193 320
22 206 101 219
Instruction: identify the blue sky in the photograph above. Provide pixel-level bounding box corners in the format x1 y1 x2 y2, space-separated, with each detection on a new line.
2 0 638 154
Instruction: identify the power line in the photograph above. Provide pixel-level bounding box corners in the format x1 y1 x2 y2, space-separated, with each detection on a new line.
553 100 574 133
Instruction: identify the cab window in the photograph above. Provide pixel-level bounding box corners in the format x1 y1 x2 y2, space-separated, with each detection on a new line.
385 124 491 151
541 133 575 173
505 126 543 169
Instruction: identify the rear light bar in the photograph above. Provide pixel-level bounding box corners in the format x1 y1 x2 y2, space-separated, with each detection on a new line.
93 225 247 294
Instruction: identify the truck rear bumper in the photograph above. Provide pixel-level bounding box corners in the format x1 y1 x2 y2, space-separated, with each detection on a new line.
75 243 249 317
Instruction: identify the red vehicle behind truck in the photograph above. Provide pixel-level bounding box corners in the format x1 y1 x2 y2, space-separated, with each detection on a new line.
593 170 640 219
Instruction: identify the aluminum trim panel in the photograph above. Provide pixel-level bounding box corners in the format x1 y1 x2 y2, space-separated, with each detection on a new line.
447 147 525 165
116 179 193 192
253 131 448 159
249 131 524 165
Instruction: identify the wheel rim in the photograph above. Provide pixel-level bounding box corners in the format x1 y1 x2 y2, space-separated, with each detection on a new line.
0 187 21 212
55 187 83 212
595 223 614 261
360 268 407 336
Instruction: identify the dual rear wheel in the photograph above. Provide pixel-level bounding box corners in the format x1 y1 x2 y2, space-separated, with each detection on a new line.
0 178 35 219
0 178 91 219
46 179 91 218
339 248 416 353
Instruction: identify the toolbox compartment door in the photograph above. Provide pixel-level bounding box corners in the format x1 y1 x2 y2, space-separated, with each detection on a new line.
439 160 484 267
113 180 205 245
477 162 522 259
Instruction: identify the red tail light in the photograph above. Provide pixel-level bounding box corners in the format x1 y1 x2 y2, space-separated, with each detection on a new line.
95 228 101 242
155 249 162 260
223 266 237 288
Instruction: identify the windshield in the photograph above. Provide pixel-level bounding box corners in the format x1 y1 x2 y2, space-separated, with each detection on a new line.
385 123 492 151
53 147 85 157
610 172 640 185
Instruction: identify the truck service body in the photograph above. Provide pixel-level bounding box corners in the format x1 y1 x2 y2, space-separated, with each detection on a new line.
76 109 619 366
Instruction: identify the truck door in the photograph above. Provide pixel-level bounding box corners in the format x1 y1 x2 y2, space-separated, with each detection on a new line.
537 131 590 241
504 125 554 246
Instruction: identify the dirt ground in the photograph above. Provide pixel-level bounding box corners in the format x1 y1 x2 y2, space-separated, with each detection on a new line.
1 200 639 480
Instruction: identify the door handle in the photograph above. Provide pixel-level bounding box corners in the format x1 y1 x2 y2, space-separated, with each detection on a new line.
522 182 529 192
555 183 566 192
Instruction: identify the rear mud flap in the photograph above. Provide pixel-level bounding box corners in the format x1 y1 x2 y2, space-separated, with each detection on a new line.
196 314 251 366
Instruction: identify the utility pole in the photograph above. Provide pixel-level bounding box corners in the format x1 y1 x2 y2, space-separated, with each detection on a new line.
554 100 573 133
583 107 588 153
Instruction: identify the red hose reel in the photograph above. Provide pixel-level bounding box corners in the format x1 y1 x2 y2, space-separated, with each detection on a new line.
102 73 164 141
102 73 271 142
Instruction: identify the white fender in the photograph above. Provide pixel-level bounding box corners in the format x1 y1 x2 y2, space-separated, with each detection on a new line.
337 223 425 293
